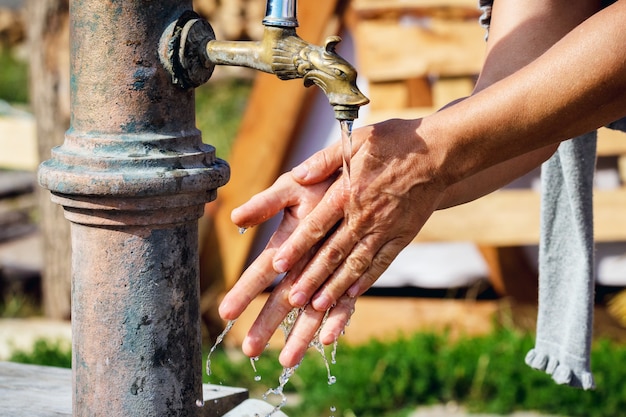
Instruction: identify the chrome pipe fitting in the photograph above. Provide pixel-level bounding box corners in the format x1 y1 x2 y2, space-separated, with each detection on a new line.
263 0 298 27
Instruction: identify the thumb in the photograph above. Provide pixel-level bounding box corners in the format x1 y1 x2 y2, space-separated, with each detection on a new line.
291 141 343 184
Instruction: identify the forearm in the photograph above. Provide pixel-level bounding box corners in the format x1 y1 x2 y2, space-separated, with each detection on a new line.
421 1 626 190
438 143 557 209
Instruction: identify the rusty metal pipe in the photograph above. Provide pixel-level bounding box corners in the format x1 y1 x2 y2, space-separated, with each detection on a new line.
38 1 229 416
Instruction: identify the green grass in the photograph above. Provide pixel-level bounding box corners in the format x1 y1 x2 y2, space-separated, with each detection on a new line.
10 327 626 416
0 47 28 105
195 78 253 159
207 326 626 417
8 338 71 368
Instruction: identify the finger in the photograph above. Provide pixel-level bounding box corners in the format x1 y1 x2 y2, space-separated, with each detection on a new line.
218 248 278 321
240 264 304 358
346 239 407 298
288 220 359 308
231 173 303 228
291 141 343 184
319 295 357 345
241 284 293 358
279 304 326 368
309 233 379 311
272 181 345 273
240 246 315 357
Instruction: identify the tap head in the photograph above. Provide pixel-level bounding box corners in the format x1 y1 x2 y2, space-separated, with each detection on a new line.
300 36 369 120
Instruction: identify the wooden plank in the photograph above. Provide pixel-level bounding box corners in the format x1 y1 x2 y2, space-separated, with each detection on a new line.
368 77 434 111
0 116 38 171
353 19 485 81
351 0 482 20
619 155 626 184
210 0 344 290
431 76 475 108
368 81 413 110
598 127 626 156
224 293 499 347
416 188 626 245
416 190 542 245
406 76 435 107
478 245 538 302
370 110 626 152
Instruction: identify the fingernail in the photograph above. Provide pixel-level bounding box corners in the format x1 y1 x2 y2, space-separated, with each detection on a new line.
274 258 288 274
290 291 307 307
347 284 359 298
291 164 308 180
313 294 332 311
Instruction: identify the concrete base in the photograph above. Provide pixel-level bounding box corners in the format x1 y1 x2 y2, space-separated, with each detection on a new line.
0 362 253 416
222 399 289 417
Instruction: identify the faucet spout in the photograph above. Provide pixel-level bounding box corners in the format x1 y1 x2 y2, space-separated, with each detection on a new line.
160 10 369 121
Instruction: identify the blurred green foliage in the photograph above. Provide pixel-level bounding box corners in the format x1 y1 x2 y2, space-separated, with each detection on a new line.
195 78 253 160
0 47 28 105
207 327 626 417
10 327 626 417
9 338 71 369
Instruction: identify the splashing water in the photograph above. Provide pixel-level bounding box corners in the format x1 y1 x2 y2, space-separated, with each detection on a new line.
308 309 337 385
340 120 354 193
263 365 298 415
251 356 262 381
205 303 354 416
206 319 237 376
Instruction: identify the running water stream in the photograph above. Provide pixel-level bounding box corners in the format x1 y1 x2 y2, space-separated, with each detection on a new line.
340 119 354 193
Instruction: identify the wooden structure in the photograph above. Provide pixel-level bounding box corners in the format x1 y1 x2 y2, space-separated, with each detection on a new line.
202 0 626 345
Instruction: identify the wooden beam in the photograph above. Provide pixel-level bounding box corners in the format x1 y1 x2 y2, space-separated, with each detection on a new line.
416 188 626 246
352 0 482 20
353 18 485 81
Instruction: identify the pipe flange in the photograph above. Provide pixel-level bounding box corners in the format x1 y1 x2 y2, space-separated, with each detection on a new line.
160 11 215 89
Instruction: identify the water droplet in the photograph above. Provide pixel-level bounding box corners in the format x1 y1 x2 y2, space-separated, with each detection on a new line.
238 227 248 235
328 375 337 385
254 375 262 381
330 406 336 412
195 399 204 407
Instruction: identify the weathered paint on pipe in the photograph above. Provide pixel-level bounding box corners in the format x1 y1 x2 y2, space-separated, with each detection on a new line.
38 1 229 416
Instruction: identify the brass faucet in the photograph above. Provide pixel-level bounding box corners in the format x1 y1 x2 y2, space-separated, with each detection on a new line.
160 2 369 121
